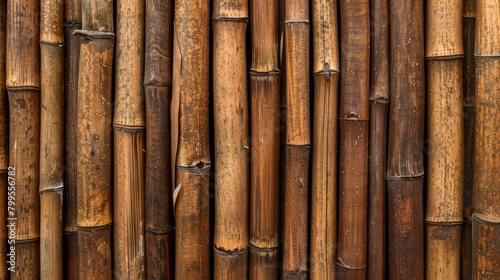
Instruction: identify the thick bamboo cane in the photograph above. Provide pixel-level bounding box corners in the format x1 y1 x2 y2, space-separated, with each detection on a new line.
310 0 339 278
336 0 370 277
387 0 425 278
171 0 211 278
368 0 389 278
0 1 8 278
212 0 249 278
472 0 500 277
144 0 174 277
39 0 65 277
6 0 41 276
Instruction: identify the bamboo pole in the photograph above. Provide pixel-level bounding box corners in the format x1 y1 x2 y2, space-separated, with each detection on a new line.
144 0 174 277
171 0 211 277
336 0 370 277
212 0 249 278
425 0 464 278
39 0 65 277
309 0 339 278
0 0 8 278
387 0 425 277
6 0 41 276
368 0 389 277
472 0 500 277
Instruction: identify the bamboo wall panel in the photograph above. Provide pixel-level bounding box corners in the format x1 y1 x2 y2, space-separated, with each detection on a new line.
0 0 7 278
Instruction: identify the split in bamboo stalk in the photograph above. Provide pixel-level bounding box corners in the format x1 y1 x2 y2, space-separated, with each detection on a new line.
0 1 8 278
310 0 339 278
144 0 174 277
336 0 370 277
171 0 211 278
425 0 464 278
472 0 500 277
212 0 249 278
387 0 425 277
6 0 41 276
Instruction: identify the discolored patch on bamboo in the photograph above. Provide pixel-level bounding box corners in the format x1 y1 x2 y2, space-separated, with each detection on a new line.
213 247 248 279
248 246 280 279
78 226 112 279
472 215 500 278
145 231 174 279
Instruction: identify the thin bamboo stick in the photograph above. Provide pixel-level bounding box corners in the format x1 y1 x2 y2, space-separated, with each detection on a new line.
0 0 8 278
310 0 339 278
336 0 370 277
212 0 249 278
171 0 211 277
387 0 425 277
144 0 174 277
472 0 500 277
425 0 464 278
39 0 65 277
6 0 41 276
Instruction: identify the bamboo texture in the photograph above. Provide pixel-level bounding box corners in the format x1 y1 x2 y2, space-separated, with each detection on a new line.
0 0 7 278
473 0 500 277
310 0 339 278
249 0 281 277
171 0 211 277
144 0 174 277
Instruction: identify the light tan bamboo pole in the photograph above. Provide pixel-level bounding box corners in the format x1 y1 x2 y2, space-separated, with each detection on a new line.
212 0 249 278
310 0 339 278
39 0 65 277
472 0 500 277
0 0 8 278
171 0 211 277
425 0 464 278
144 0 174 277
6 0 41 276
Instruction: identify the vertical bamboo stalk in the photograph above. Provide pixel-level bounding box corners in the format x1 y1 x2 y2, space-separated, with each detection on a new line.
212 0 249 278
6 0 41 276
368 0 389 277
144 0 174 277
387 0 425 277
39 0 65 277
310 0 339 278
425 0 464 278
0 0 8 278
472 0 500 277
171 0 211 277
336 0 370 277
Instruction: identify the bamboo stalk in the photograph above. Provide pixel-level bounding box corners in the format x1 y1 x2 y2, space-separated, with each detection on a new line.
472 0 500 277
39 0 65 277
310 0 339 278
387 0 425 277
6 0 41 276
171 0 211 277
144 0 174 277
0 0 8 278
336 0 370 277
212 0 249 278
368 0 389 277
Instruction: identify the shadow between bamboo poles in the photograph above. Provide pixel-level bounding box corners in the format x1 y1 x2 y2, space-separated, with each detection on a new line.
387 0 425 277
0 0 8 278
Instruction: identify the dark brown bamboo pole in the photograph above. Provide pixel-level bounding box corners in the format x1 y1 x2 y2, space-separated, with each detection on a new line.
39 0 65 277
282 0 310 278
212 0 249 278
387 0 425 277
6 0 41 276
113 0 146 277
472 0 500 277
144 0 174 277
0 0 8 278
248 0 281 277
310 0 339 278
171 0 210 278
336 0 370 277
368 0 389 277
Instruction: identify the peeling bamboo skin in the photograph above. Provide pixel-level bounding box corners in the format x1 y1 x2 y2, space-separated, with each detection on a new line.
214 248 247 279
248 246 279 279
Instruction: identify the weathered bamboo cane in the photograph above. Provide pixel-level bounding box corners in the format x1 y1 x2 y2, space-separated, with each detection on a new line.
0 1 8 278
310 0 339 278
171 0 211 278
472 0 500 277
248 0 281 277
282 0 310 278
387 0 425 278
144 0 174 277
6 0 41 276
75 0 114 277
336 0 370 277
212 0 249 278
39 0 65 277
